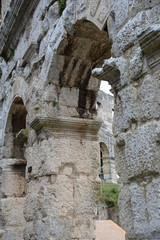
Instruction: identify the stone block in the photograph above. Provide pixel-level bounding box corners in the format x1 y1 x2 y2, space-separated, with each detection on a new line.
1 198 25 227
115 121 160 181
59 87 79 107
74 179 100 217
1 166 26 197
26 137 100 179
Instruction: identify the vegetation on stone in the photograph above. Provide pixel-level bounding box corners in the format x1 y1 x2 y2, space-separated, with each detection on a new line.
58 0 66 16
100 182 119 208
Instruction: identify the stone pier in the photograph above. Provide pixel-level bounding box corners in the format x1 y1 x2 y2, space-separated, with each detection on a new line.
24 116 101 239
0 0 160 239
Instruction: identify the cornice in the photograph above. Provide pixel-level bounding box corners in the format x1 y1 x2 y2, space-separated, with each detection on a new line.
138 26 160 72
29 116 101 141
0 0 40 61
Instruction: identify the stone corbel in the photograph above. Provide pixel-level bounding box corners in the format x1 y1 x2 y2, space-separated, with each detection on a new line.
16 128 28 143
29 116 101 141
138 25 160 72
92 57 121 93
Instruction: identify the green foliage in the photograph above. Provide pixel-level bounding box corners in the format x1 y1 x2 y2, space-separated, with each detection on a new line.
100 182 119 208
9 48 14 59
52 99 57 107
43 29 48 36
45 6 50 12
58 0 66 16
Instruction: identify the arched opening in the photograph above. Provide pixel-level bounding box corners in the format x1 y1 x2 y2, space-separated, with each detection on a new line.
99 142 110 181
1 97 27 239
55 19 112 118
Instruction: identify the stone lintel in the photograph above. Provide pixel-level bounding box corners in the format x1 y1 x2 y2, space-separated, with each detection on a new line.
29 116 101 141
139 26 160 72
16 129 28 143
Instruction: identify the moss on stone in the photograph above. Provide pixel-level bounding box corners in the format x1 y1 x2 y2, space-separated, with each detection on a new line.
58 0 66 16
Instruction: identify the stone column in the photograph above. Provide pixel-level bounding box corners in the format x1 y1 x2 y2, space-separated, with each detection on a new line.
24 116 101 240
0 159 26 240
93 27 160 240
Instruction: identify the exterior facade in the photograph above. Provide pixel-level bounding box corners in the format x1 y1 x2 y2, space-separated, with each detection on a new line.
97 90 117 183
0 0 160 240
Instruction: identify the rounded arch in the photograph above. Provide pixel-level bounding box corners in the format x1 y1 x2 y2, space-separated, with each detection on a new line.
3 96 27 159
99 142 110 181
1 96 27 238
44 17 112 118
0 76 28 156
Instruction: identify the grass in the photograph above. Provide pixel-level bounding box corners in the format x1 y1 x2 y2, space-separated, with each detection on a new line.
100 182 119 208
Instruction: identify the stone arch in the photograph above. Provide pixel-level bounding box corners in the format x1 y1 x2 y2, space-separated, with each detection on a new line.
42 17 112 118
1 96 27 240
99 142 110 181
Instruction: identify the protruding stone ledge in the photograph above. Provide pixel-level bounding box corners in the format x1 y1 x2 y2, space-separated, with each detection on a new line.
29 116 101 141
138 26 160 72
92 58 120 93
16 129 28 143
0 158 27 169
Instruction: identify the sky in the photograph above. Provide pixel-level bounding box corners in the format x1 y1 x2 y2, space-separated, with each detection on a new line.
100 80 113 96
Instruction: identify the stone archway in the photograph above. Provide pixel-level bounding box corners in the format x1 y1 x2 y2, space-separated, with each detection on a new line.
1 97 27 240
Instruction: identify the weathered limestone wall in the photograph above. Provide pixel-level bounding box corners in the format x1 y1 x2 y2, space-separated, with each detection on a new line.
0 0 112 239
0 0 160 239
94 1 160 239
1 0 11 19
97 91 117 183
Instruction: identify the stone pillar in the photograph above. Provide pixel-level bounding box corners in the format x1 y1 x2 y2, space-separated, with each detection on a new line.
93 26 160 240
0 159 26 240
24 116 101 240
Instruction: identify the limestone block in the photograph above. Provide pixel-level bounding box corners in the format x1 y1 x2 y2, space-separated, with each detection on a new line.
1 166 26 197
113 74 160 135
115 121 160 181
146 177 160 237
43 85 58 102
129 183 152 238
1 198 25 227
128 0 160 18
121 178 160 239
59 87 79 107
58 105 79 117
71 217 96 239
24 218 71 240
30 20 44 43
74 179 100 217
54 175 74 217
1 227 24 240
110 0 129 30
26 136 100 179
112 11 146 57
118 185 136 238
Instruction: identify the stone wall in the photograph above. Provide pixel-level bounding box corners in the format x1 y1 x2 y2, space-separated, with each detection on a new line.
0 0 160 239
94 1 160 239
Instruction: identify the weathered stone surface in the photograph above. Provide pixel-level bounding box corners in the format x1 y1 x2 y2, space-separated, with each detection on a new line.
0 0 160 239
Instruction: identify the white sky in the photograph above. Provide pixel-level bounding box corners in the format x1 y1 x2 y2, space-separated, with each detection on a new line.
100 80 113 96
